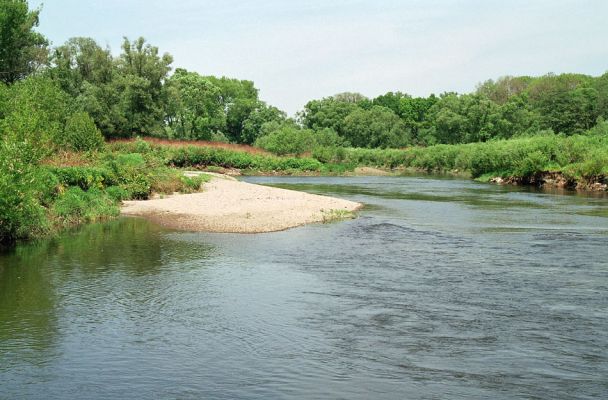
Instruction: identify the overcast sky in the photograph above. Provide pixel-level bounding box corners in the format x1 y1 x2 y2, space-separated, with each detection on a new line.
31 0 608 115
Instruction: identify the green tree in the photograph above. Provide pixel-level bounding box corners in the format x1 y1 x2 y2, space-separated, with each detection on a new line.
0 139 48 244
113 37 173 136
300 96 360 136
62 111 104 151
241 102 286 144
594 72 608 120
49 37 118 135
342 106 409 148
476 76 533 104
205 76 259 143
164 68 225 140
526 73 598 134
50 37 114 96
1 75 72 154
0 0 48 85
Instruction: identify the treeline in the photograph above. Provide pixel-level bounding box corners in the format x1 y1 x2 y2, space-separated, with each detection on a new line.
1 2 284 145
296 73 608 148
3 0 608 153
44 37 282 144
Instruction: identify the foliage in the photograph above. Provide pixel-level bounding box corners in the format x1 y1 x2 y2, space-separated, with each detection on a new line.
205 76 259 143
342 106 410 148
254 121 346 156
62 111 105 151
164 68 225 140
241 102 287 144
300 96 360 136
0 75 72 156
51 187 118 227
0 0 48 84
0 139 48 243
324 133 608 181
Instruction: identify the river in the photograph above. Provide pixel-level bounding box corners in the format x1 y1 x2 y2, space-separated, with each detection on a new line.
1 176 607 399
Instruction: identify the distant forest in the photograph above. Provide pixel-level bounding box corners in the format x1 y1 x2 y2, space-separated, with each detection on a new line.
2 0 607 153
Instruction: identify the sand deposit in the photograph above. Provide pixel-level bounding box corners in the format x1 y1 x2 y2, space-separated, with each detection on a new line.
121 176 362 233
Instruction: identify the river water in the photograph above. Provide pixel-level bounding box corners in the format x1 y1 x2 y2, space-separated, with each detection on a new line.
1 176 607 399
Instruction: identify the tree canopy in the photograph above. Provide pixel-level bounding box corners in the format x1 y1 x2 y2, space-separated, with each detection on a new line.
0 0 48 84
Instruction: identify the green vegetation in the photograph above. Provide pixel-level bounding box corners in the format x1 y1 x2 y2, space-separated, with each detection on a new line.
0 0 607 246
313 128 608 182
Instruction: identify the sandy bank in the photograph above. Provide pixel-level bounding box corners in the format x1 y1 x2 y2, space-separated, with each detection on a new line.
121 176 362 233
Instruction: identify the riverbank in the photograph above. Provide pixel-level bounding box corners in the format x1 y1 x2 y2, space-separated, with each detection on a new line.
121 176 362 233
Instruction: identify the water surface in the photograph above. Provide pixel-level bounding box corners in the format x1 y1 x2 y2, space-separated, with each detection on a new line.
1 176 607 399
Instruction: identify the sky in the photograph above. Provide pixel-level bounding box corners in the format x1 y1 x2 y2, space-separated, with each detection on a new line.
30 0 608 115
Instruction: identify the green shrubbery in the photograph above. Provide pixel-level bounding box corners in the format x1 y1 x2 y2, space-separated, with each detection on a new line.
109 138 327 173
254 123 347 156
0 141 49 243
310 133 608 180
51 187 119 227
62 112 105 151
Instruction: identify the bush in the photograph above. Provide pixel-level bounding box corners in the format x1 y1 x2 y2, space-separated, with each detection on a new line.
62 112 105 151
0 140 49 244
0 76 72 156
48 166 110 190
515 150 550 177
255 124 346 156
51 187 118 227
255 125 315 155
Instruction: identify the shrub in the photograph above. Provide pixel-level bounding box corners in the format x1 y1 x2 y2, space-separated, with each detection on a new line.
0 140 49 244
48 166 109 190
0 76 72 156
51 187 118 227
62 112 105 151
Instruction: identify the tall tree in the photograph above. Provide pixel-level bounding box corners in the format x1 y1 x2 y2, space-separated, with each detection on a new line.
49 37 118 135
342 106 409 148
164 68 225 140
206 76 259 142
300 96 360 136
113 37 173 135
241 102 286 144
0 0 48 85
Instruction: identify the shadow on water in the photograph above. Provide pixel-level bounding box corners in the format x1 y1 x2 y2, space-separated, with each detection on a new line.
0 218 215 372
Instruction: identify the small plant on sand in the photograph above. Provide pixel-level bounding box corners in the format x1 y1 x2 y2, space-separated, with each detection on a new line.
320 209 355 223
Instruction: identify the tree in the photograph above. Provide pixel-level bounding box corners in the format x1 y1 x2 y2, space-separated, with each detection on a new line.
1 75 72 154
49 37 117 135
113 37 173 135
300 96 359 136
164 68 225 140
373 91 410 117
527 73 599 134
594 72 608 121
205 76 259 142
342 106 409 148
0 0 48 85
50 37 114 96
371 92 439 143
476 76 532 104
241 102 286 144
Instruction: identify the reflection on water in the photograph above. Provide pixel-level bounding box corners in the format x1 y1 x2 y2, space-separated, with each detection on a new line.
1 177 607 399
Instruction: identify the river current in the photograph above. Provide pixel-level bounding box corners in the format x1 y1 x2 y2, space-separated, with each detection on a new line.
1 176 607 399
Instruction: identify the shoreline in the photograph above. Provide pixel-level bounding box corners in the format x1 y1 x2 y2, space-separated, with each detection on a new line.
121 176 362 233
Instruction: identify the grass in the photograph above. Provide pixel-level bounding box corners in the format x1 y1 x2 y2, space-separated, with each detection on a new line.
320 209 357 223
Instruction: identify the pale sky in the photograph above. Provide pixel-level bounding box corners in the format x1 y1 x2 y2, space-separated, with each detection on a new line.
31 0 608 115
